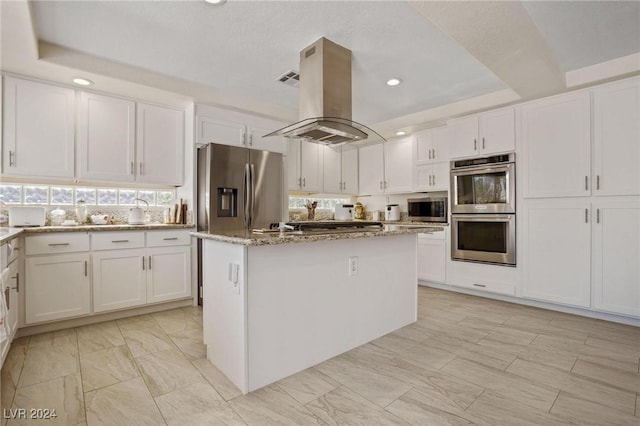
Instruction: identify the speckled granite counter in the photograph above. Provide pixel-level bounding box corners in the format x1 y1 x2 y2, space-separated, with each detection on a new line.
0 224 194 243
191 224 444 246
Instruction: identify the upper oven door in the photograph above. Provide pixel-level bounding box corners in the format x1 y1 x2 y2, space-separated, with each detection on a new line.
451 162 515 214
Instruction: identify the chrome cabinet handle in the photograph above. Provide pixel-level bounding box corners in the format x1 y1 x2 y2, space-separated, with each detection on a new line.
111 240 129 243
585 208 589 223
596 208 600 224
9 150 15 167
473 283 486 288
473 139 477 151
48 243 70 246
130 161 135 175
139 162 144 175
432 174 436 186
297 177 301 187
432 148 435 159
4 288 9 310
148 256 152 270
84 261 88 277
585 176 588 191
428 149 432 160
596 175 600 190
429 175 432 186
163 237 179 241
482 138 485 149
142 257 146 271
11 272 19 292
249 134 253 146
302 177 306 187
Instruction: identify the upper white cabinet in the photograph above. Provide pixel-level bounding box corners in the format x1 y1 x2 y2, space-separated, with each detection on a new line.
322 146 358 195
359 137 414 195
2 76 75 178
136 102 185 185
287 139 323 192
78 92 136 182
593 77 640 196
521 91 591 198
415 126 449 164
196 104 286 153
448 107 515 159
414 162 449 192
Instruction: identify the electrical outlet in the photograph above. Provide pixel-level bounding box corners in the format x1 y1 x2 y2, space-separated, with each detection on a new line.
348 256 358 276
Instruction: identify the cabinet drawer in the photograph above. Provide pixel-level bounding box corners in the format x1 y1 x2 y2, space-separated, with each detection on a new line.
146 230 191 247
418 229 446 240
25 233 90 255
92 232 145 250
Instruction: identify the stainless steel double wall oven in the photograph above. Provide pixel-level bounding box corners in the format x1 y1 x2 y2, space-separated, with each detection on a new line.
450 153 516 266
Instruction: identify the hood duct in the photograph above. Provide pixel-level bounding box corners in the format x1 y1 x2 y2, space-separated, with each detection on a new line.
265 37 381 145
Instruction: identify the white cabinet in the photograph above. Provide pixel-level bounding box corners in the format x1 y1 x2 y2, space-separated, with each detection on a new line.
415 126 449 164
521 91 591 198
448 107 514 159
522 199 591 308
287 140 323 192
322 146 358 194
2 76 75 178
196 104 286 153
358 143 385 195
358 137 414 195
136 103 184 185
25 252 91 324
591 199 640 317
92 230 192 313
78 91 136 182
415 162 449 191
5 260 19 339
417 230 446 283
593 77 640 196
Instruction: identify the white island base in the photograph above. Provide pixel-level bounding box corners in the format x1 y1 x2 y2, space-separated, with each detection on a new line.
201 233 418 394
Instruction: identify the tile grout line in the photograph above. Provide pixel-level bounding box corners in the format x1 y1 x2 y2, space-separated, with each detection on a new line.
547 389 562 414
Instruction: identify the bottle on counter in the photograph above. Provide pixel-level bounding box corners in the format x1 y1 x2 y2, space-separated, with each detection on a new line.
75 199 88 224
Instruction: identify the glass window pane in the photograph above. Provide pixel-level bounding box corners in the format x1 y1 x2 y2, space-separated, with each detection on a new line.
24 186 49 204
157 190 175 206
97 188 117 206
119 189 137 206
75 188 96 205
0 185 22 204
51 187 74 205
137 190 156 206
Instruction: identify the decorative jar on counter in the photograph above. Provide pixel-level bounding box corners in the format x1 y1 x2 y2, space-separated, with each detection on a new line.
50 207 66 226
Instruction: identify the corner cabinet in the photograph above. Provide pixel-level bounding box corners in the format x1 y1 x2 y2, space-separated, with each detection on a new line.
448 107 514 159
2 76 75 178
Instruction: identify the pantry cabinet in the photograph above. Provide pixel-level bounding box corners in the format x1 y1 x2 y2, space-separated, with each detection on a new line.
591 199 640 317
521 91 591 198
2 76 75 178
358 137 414 196
78 91 136 182
322 146 358 194
592 77 640 196
448 107 514 159
287 139 323 192
136 103 185 185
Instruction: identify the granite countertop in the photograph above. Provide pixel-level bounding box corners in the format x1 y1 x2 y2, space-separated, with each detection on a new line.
0 223 194 243
191 224 444 247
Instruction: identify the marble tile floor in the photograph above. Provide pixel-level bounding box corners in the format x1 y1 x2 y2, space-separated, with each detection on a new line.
1 287 639 425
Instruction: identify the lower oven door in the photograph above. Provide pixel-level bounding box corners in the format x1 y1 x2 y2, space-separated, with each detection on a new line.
451 214 516 266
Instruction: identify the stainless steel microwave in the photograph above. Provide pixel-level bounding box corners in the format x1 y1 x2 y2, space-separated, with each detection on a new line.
407 194 448 222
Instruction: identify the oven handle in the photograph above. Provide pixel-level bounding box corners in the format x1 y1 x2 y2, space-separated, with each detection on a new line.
451 164 513 177
452 214 514 222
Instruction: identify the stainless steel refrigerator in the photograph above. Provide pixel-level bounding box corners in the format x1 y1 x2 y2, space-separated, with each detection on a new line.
196 143 284 302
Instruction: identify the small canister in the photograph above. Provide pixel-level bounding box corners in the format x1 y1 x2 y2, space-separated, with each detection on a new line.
50 207 66 226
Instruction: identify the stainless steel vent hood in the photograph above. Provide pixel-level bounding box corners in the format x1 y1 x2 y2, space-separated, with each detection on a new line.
265 37 378 145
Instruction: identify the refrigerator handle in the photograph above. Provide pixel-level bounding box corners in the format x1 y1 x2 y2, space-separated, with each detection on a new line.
243 163 251 229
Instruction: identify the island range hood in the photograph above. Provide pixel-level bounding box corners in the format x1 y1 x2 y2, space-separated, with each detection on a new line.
265 37 371 145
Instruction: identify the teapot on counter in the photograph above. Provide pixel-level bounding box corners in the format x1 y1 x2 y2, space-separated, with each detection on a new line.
128 198 149 225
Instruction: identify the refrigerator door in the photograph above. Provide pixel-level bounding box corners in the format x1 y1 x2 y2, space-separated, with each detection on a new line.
249 149 283 230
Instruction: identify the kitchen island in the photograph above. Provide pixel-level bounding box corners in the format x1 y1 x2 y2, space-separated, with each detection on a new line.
192 224 442 394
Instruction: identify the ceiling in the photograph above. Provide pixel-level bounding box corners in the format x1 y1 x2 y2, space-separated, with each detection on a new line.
2 1 639 138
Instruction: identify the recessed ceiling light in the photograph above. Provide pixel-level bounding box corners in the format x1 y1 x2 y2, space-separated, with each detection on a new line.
396 131 407 136
205 0 226 4
72 78 93 86
386 78 401 87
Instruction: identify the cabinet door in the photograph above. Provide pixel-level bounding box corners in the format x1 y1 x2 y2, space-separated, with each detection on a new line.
6 262 19 337
592 199 640 317
521 92 591 198
299 141 323 193
416 126 449 164
136 103 184 185
25 253 91 324
2 77 75 178
448 115 479 159
196 115 245 147
384 136 414 193
522 199 591 308
341 148 359 195
417 234 446 283
479 107 515 154
147 246 191 303
247 126 286 154
92 249 146 313
415 129 434 163
322 145 343 194
430 162 450 191
593 78 640 196
78 92 136 182
358 143 385 195
286 139 301 191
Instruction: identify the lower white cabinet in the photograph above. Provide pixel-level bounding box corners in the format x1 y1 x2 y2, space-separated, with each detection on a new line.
147 246 192 303
591 199 640 317
417 230 446 283
92 248 147 313
25 252 91 324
